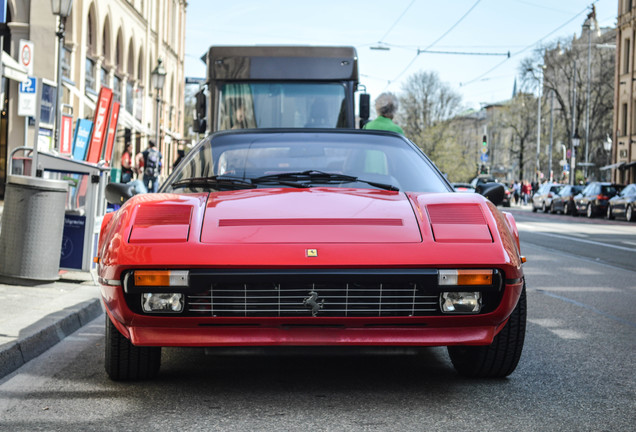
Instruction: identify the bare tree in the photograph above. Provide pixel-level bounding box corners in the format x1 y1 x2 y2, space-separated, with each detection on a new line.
397 71 466 179
398 71 463 140
495 93 538 181
519 24 615 182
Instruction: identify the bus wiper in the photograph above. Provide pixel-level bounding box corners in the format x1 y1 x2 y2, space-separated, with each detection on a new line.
250 170 399 191
171 176 254 190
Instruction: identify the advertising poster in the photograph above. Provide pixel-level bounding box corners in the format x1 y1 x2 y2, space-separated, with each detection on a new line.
85 87 113 163
103 101 120 165
72 119 93 160
60 114 73 155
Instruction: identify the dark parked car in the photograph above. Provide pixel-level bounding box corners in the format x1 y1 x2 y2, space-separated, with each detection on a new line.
550 185 584 214
573 182 623 218
607 183 636 222
531 183 562 213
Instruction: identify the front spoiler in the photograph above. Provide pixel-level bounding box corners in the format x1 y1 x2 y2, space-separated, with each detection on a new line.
127 323 500 347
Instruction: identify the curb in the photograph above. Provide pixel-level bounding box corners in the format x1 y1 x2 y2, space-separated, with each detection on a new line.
0 298 103 380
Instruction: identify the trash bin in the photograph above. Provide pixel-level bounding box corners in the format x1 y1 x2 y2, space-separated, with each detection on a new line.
0 175 68 284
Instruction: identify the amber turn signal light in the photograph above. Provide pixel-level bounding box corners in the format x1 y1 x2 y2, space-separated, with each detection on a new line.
134 270 188 287
439 269 493 286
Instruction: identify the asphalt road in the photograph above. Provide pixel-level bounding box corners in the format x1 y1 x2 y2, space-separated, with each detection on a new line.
0 210 635 431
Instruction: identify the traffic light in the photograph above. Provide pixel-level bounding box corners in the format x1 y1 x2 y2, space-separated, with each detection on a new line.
482 135 488 153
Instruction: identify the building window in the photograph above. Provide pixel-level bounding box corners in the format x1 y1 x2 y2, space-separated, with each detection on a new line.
61 47 72 80
624 39 631 74
126 81 134 113
113 75 122 102
85 57 96 93
622 103 628 136
101 67 109 88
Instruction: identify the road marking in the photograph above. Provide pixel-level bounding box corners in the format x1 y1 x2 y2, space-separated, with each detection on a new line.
528 318 586 339
534 287 621 293
537 289 636 329
519 229 636 252
550 329 586 340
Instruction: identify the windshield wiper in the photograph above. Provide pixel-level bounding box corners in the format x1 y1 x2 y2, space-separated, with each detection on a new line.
250 170 399 191
171 176 254 190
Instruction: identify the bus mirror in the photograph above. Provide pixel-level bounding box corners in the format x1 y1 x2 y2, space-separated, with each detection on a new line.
193 89 207 133
359 93 370 124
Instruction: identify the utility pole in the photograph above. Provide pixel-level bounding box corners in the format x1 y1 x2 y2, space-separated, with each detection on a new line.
548 90 554 181
584 15 593 179
570 62 578 186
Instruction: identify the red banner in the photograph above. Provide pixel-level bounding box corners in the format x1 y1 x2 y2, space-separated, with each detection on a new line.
60 114 73 156
86 87 113 163
103 101 120 165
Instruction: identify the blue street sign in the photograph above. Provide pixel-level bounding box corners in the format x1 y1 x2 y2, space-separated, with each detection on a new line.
19 77 36 94
0 0 7 24
480 153 489 162
563 163 570 172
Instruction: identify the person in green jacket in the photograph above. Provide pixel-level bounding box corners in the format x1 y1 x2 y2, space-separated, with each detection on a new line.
363 92 404 134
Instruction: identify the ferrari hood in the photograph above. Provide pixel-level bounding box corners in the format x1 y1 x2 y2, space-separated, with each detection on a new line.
200 188 422 244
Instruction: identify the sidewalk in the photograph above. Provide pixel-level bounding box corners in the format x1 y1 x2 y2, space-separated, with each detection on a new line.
0 270 102 379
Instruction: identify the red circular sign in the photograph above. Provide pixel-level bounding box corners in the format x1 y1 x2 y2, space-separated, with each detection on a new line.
21 44 32 67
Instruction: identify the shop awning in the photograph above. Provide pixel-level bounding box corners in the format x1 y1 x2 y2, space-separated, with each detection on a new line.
600 162 625 171
620 160 636 169
119 108 153 137
2 51 28 83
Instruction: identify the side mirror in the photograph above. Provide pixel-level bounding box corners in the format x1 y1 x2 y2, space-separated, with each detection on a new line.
476 182 505 206
193 118 206 134
193 88 207 133
359 93 370 127
105 181 146 205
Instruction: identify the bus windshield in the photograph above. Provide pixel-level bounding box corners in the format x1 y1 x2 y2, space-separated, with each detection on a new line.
218 82 347 130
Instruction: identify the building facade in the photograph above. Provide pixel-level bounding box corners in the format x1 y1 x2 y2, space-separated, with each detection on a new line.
0 0 186 198
615 0 636 184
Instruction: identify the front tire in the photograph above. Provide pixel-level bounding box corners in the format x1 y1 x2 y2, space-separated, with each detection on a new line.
606 205 613 220
586 203 594 218
627 205 634 222
564 202 572 216
105 315 161 380
448 283 527 378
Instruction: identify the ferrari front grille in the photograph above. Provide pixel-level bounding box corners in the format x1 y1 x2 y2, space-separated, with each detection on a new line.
187 281 439 317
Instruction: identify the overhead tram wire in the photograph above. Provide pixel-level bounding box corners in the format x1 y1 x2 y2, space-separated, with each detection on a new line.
377 0 416 44
460 1 599 88
384 0 483 88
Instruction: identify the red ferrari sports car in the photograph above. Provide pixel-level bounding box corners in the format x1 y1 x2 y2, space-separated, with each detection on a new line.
99 129 526 380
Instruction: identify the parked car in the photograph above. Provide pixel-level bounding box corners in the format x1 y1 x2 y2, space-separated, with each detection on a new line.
573 182 623 218
99 129 525 380
606 183 636 222
451 182 476 193
550 185 584 215
531 183 562 213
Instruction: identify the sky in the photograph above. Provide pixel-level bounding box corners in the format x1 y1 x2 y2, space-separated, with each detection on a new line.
183 0 618 111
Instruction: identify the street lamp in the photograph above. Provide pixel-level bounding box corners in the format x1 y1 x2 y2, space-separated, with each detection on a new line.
151 58 166 148
51 0 73 152
528 64 546 181
571 131 580 185
603 134 612 181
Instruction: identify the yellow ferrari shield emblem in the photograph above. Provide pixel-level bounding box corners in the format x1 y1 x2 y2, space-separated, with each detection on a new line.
306 249 318 257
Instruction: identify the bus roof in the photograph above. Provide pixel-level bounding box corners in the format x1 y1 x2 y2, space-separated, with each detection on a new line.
206 45 359 82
